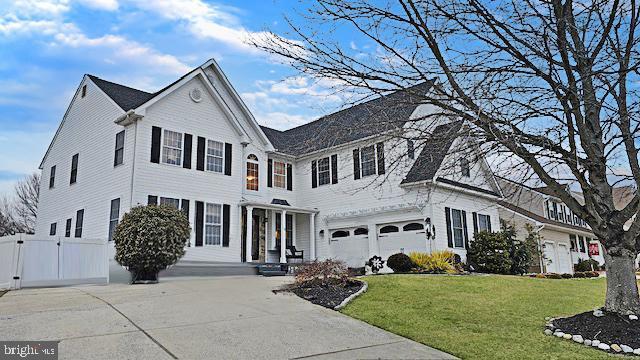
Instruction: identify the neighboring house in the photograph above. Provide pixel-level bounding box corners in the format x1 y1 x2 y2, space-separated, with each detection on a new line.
497 178 605 274
34 58 502 267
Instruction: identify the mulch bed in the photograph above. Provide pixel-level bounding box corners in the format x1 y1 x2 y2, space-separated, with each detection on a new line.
553 310 640 349
284 279 365 309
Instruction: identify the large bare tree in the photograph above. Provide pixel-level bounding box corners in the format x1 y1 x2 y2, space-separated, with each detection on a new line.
255 0 640 314
13 173 40 234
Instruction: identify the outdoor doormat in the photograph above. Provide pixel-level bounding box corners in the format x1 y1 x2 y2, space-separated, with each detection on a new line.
546 309 640 355
275 279 366 309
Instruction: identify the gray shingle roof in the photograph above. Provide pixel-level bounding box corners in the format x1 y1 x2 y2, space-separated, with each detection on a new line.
87 75 155 111
401 120 464 184
260 81 435 156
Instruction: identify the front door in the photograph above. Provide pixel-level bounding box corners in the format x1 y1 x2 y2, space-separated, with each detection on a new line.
252 215 260 261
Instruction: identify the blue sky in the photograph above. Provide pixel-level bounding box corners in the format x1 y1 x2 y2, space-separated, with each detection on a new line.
0 0 365 197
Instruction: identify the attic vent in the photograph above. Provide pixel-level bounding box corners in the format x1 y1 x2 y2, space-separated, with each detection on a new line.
190 88 203 103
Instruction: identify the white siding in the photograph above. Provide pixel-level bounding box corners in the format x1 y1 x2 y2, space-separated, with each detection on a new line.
35 78 130 241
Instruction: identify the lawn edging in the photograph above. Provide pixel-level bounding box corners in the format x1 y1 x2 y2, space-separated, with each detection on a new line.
334 280 368 310
546 310 640 356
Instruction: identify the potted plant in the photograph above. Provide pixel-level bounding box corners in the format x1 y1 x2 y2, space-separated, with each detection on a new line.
114 205 191 283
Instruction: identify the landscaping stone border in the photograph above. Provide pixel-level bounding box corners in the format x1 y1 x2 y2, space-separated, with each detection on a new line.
545 311 640 356
334 280 368 310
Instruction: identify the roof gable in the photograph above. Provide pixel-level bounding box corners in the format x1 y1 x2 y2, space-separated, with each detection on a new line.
87 75 155 111
401 121 463 184
261 81 434 156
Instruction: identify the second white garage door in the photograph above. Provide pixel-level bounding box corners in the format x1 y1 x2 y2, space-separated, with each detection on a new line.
378 221 428 260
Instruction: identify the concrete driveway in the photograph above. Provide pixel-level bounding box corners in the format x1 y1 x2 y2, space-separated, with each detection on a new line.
0 276 455 359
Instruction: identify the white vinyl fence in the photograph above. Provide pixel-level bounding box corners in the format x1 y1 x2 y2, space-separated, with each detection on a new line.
0 234 108 290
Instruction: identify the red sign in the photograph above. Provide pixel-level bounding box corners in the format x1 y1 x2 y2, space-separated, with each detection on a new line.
588 242 600 256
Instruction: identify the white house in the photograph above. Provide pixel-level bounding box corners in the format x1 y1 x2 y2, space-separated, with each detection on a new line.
497 178 605 274
34 58 503 267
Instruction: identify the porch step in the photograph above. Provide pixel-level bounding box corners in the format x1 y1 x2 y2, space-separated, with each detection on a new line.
160 262 259 277
257 264 289 277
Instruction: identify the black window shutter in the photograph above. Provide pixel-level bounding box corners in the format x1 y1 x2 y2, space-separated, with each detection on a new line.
487 215 492 232
196 136 205 171
267 159 273 187
376 142 385 175
195 201 204 247
147 195 157 205
472 212 478 236
151 126 161 163
353 149 361 180
445 207 453 248
331 154 338 184
224 143 232 176
222 204 230 247
462 210 469 249
286 164 293 191
181 199 190 220
311 160 318 188
183 134 192 169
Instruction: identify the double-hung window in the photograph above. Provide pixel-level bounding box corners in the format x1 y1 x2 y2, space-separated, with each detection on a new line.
70 154 79 184
450 209 465 248
114 130 125 166
360 145 376 177
317 157 330 186
273 161 287 188
49 165 56 189
162 130 183 166
206 140 224 173
160 197 180 209
477 214 490 232
108 198 120 241
460 158 470 177
75 209 84 238
246 154 259 191
205 203 222 246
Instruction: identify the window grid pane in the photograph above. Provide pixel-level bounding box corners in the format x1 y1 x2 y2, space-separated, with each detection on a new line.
205 203 222 246
247 161 259 191
160 197 180 209
478 214 490 232
360 146 376 177
318 157 330 185
274 161 286 188
162 130 183 166
451 209 464 248
206 140 224 173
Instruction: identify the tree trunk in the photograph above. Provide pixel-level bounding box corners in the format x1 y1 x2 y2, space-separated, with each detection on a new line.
604 249 640 314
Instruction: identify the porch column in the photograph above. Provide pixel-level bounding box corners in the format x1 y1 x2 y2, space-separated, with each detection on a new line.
309 213 316 260
245 206 253 263
280 210 287 263
368 222 378 257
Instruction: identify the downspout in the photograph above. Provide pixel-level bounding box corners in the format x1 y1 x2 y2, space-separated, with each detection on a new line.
535 224 546 273
115 110 143 209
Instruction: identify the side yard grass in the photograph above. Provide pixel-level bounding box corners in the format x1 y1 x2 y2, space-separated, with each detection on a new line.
341 275 620 359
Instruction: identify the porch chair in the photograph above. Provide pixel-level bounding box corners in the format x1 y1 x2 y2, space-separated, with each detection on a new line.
286 245 304 263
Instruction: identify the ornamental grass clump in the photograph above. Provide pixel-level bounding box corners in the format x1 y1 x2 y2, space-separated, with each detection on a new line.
294 259 349 287
114 205 191 283
409 250 458 273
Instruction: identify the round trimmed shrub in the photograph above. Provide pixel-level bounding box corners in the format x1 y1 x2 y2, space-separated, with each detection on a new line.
114 205 191 282
387 253 414 273
575 259 600 272
467 231 512 274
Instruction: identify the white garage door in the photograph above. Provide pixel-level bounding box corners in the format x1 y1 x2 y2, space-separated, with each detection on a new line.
543 242 573 274
543 242 558 273
378 222 428 260
329 228 369 268
557 244 572 274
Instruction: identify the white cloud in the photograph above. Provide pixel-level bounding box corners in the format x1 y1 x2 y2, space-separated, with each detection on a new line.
255 112 316 130
75 0 119 11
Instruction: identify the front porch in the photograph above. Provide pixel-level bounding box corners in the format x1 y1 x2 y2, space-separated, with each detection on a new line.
240 201 318 264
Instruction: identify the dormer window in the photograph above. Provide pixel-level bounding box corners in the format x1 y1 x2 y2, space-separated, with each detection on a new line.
460 158 470 177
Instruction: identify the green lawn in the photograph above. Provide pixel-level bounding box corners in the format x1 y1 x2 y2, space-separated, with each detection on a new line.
341 275 620 360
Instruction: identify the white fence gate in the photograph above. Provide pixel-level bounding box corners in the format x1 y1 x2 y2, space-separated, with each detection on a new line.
0 234 108 290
